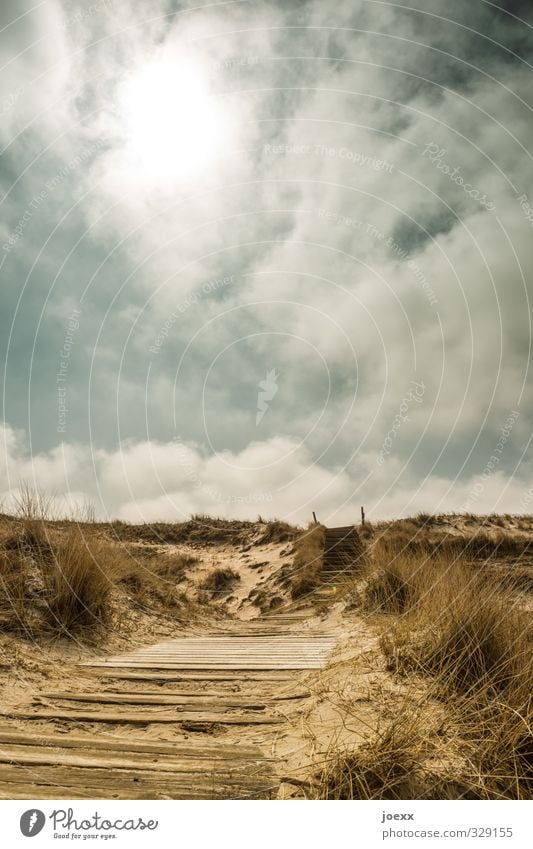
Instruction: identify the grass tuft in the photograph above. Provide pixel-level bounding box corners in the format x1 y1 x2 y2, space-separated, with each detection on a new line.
290 524 325 600
198 566 240 595
0 523 119 636
314 718 423 799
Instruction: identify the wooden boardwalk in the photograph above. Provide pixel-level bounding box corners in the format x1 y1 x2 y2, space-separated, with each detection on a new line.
322 525 364 581
85 635 336 671
0 613 336 799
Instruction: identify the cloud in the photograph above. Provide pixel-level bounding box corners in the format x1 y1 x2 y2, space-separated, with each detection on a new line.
0 0 74 153
1 419 531 523
1 1 532 518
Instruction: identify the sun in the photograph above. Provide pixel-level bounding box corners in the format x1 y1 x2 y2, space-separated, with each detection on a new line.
119 53 230 183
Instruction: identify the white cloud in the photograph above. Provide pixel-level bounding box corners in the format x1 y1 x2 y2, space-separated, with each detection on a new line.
0 1 72 147
1 420 532 524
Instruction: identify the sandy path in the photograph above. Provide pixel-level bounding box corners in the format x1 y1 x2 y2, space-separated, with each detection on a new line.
0 611 340 799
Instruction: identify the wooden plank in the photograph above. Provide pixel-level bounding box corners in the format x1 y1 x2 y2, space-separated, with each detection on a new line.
111 648 334 653
0 764 274 798
0 730 268 759
114 644 335 649
39 690 309 705
109 649 334 656
0 782 271 800
80 660 324 672
0 783 104 800
0 622 334 801
133 638 335 643
111 635 332 641
37 693 270 709
81 663 325 669
96 689 309 701
100 658 329 664
0 785 195 800
95 650 333 660
0 745 270 774
106 654 331 659
113 648 334 653
0 708 284 725
103 641 334 645
82 669 296 681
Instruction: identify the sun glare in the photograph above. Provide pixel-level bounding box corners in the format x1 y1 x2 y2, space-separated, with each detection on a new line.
119 54 230 183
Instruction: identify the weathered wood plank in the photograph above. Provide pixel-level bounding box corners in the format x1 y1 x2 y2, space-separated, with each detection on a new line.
0 782 267 800
37 692 270 709
83 662 326 669
92 635 336 672
0 708 284 725
0 746 270 774
0 765 274 798
55 689 310 701
38 691 308 706
0 729 268 759
82 669 295 681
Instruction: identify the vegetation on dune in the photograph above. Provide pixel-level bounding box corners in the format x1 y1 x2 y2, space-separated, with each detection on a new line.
118 547 199 613
198 566 241 595
314 717 424 800
105 515 297 548
289 523 326 599
0 518 203 637
376 518 533 561
253 519 295 545
0 522 121 636
315 519 533 800
0 494 298 637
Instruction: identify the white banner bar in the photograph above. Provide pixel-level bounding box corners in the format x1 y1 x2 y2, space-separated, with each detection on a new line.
1 799 531 848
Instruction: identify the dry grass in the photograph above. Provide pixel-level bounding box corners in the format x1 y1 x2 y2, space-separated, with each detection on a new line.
316 521 533 799
376 557 532 700
475 702 533 798
114 547 198 614
313 716 423 799
41 529 119 633
1 504 287 639
289 524 326 599
253 519 295 545
362 553 426 614
0 519 203 636
382 564 533 798
105 516 296 548
198 566 240 596
9 482 57 521
377 521 533 561
412 590 530 698
0 522 120 636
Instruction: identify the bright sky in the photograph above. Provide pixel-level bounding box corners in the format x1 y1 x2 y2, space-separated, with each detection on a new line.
1 0 532 523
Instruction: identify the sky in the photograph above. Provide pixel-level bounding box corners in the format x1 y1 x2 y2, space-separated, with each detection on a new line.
1 0 533 524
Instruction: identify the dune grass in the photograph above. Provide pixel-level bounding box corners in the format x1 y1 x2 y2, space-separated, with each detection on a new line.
198 566 240 595
0 521 120 636
313 715 426 800
315 525 533 799
0 519 203 636
289 523 326 599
